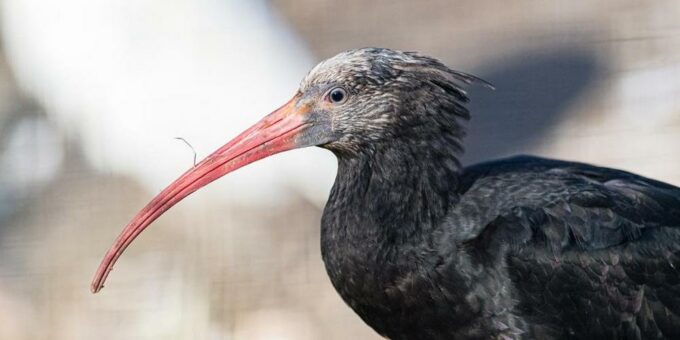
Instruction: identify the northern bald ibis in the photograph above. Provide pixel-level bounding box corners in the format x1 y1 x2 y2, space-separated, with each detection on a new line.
92 48 680 340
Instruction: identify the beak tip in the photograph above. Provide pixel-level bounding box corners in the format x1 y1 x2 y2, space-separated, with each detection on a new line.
90 280 102 294
90 263 109 294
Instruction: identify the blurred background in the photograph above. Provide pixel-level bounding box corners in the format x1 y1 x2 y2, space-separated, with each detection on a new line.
0 0 678 339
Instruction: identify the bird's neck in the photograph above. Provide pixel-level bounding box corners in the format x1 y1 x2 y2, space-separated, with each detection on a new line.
320 135 464 330
324 135 463 246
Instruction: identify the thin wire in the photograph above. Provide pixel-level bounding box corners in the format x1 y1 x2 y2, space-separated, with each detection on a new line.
174 137 197 167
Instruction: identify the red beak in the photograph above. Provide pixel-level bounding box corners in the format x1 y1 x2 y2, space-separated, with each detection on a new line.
91 93 312 293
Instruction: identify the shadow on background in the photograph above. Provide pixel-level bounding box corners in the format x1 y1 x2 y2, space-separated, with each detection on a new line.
463 47 603 165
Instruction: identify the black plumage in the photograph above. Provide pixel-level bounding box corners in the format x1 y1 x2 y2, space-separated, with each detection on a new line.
314 49 680 339
324 150 680 339
92 48 680 340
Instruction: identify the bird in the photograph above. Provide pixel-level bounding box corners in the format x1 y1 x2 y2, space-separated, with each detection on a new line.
91 48 680 340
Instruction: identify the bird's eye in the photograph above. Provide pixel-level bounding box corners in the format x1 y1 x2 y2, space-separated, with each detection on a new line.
327 87 348 104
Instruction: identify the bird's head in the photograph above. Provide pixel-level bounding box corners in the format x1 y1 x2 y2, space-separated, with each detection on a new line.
299 48 477 154
91 47 481 293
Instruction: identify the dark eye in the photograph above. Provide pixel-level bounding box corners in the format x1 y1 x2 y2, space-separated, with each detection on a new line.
328 87 348 104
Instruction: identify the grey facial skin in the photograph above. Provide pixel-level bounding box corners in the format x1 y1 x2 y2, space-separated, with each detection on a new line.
298 48 483 156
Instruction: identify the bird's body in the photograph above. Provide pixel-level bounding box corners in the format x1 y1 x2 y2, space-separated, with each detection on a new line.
92 48 680 339
323 153 680 339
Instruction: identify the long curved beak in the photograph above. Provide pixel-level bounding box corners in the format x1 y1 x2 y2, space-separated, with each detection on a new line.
91 93 313 293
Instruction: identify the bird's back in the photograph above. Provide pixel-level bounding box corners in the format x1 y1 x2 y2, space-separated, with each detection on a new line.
453 155 680 339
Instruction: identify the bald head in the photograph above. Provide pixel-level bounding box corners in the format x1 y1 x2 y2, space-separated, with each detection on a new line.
296 48 483 154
